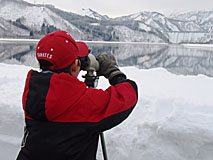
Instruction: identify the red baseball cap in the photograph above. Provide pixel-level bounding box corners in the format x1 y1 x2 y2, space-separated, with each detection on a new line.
36 30 89 70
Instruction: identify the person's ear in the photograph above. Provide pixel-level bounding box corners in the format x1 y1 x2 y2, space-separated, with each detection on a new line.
70 59 80 77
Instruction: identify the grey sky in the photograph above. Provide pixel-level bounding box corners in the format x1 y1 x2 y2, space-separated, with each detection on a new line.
25 0 213 17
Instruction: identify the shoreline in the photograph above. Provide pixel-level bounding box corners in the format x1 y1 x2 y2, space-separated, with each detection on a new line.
1 38 213 48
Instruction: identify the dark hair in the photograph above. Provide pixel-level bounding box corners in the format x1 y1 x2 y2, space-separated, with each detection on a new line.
39 59 53 71
39 59 72 74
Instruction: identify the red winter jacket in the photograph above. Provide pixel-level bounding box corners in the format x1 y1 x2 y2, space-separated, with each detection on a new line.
17 70 138 160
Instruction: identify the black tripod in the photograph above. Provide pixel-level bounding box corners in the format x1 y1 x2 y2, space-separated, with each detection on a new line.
83 71 108 160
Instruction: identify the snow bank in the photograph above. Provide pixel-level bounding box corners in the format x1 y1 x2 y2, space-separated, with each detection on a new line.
183 44 213 51
0 63 213 160
98 67 213 160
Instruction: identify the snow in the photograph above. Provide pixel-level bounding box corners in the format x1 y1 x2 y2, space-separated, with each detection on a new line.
89 23 100 26
170 10 213 25
77 8 99 19
0 17 30 37
138 22 152 32
168 32 207 43
183 44 213 50
0 63 213 160
0 1 83 39
166 21 179 32
77 8 109 21
113 26 163 42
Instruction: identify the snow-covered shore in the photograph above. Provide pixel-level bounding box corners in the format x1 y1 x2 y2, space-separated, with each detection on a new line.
182 44 213 50
0 63 213 160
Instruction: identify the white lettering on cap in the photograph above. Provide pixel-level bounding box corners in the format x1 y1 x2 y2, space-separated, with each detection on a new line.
37 53 53 59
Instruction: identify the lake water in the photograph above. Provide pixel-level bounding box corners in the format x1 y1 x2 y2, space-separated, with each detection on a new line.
0 41 213 77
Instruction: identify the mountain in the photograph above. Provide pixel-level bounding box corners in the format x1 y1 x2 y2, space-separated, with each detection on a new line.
0 17 30 37
0 0 84 39
115 11 207 43
0 0 213 43
169 10 213 32
45 6 163 42
77 8 110 21
118 11 204 32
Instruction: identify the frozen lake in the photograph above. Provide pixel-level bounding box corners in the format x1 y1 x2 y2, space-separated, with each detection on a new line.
1 41 213 77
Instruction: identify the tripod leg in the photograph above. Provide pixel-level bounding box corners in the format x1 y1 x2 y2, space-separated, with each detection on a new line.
100 132 108 160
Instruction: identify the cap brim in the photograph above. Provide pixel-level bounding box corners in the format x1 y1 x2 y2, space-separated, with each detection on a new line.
76 41 89 57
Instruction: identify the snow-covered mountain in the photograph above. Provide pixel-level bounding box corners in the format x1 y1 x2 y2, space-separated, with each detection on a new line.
77 8 110 21
169 10 213 31
116 11 209 43
116 11 178 32
0 0 213 43
115 11 205 33
0 17 30 37
0 0 84 39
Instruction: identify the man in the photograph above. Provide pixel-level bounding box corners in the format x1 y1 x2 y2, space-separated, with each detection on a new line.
17 30 138 160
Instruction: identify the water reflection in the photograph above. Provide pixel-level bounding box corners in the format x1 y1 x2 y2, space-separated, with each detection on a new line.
0 42 213 77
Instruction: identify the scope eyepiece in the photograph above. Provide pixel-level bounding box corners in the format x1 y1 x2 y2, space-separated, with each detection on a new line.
79 54 99 72
79 56 90 71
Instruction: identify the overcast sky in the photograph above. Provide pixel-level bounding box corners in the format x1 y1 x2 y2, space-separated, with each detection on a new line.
24 0 213 17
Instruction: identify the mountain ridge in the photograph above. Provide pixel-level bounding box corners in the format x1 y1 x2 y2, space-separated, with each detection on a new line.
0 0 213 43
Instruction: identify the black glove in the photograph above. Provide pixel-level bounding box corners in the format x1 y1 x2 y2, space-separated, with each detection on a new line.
96 54 126 84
